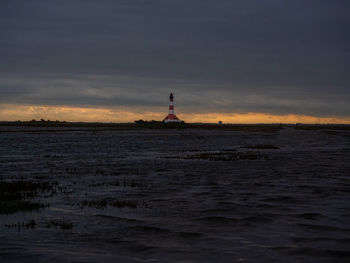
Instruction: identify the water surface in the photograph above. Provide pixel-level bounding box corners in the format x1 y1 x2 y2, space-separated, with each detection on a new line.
0 127 349 262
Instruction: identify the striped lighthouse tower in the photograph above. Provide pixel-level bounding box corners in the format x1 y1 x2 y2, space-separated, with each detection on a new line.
163 93 181 123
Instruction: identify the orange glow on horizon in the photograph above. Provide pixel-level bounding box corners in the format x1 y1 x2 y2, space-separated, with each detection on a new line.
0 104 349 124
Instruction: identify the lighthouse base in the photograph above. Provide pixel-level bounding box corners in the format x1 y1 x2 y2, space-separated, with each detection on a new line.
164 119 182 123
163 114 181 123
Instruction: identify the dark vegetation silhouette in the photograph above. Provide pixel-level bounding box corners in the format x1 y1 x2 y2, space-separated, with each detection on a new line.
0 120 349 132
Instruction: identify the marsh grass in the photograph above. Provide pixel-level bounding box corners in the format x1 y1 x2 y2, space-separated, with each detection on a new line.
4 219 37 230
45 220 73 230
79 198 140 209
88 179 147 188
245 144 280 149
0 180 55 214
0 201 47 214
5 219 73 230
163 151 262 161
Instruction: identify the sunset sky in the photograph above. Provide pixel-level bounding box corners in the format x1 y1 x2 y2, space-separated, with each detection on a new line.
1 0 349 123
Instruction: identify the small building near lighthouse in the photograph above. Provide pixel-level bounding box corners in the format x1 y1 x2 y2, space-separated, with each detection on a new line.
163 93 182 123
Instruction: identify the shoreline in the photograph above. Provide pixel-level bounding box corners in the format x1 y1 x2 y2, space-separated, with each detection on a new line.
0 121 350 133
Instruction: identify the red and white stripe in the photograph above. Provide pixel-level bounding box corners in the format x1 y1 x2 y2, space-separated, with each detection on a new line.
169 94 174 114
163 93 181 123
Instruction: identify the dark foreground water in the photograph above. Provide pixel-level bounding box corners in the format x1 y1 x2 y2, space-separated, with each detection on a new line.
0 127 350 262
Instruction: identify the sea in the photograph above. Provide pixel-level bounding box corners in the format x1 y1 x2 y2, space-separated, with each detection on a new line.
0 126 349 262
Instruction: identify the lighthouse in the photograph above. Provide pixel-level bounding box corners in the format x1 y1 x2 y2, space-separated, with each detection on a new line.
163 93 181 123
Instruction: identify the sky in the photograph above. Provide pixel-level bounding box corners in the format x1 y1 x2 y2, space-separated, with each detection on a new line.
0 0 349 123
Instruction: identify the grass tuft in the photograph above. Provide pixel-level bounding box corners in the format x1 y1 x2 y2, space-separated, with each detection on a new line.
0 180 55 214
79 198 139 209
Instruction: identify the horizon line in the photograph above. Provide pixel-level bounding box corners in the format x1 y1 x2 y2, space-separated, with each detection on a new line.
1 120 350 126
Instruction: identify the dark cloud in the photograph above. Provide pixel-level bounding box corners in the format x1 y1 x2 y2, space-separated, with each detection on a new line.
0 0 349 117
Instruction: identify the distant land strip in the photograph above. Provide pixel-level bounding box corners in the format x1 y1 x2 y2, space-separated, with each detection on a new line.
0 121 350 133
